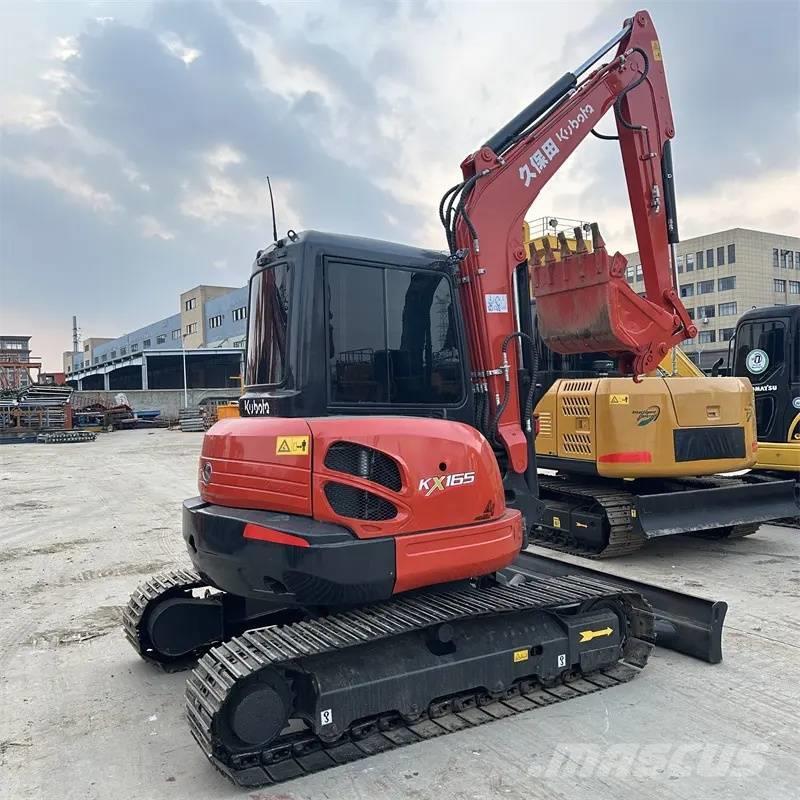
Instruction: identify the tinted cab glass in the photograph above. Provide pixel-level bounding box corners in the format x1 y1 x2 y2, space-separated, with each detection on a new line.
326 261 464 406
246 262 291 386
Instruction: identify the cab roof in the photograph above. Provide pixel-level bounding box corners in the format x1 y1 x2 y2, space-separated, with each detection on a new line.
253 229 447 274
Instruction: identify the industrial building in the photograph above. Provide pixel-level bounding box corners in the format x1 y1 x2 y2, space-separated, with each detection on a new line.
624 227 800 370
0 335 35 390
64 284 247 391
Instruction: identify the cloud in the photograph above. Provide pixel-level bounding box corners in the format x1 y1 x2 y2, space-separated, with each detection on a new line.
1 0 797 372
1 156 119 213
160 32 202 65
139 214 175 240
52 35 79 61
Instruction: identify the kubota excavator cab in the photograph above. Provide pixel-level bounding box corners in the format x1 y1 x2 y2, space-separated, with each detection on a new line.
240 231 476 424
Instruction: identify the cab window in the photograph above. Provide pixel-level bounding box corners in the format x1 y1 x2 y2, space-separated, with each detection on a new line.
326 261 463 405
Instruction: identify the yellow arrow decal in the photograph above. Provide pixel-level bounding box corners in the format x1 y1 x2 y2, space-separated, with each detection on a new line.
579 627 613 643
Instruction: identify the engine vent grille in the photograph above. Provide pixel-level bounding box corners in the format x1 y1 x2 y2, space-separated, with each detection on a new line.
324 482 398 521
561 395 592 417
324 441 402 491
562 380 593 392
562 432 593 455
537 411 553 437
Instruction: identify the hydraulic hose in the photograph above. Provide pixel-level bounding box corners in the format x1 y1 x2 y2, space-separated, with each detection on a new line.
490 331 539 444
613 46 650 131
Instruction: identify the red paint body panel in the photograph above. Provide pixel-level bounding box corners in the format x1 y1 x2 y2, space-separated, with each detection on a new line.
394 509 522 593
193 415 522 593
308 416 506 539
198 418 312 516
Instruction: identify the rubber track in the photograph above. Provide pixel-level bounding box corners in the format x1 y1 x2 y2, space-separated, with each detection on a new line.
185 575 652 787
122 568 205 671
532 475 764 558
533 476 645 558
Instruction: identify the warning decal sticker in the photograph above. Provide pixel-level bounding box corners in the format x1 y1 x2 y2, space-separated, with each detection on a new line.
275 436 310 456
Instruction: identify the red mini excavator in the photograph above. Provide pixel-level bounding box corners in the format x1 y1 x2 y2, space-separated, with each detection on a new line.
126 11 723 787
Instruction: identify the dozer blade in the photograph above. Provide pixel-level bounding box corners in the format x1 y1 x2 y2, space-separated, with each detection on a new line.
532 224 678 374
632 476 800 538
186 574 654 787
508 551 727 665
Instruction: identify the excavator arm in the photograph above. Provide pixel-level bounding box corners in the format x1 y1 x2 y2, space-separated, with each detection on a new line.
446 9 696 473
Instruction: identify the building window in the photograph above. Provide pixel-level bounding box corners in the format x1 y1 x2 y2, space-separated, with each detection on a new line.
233 339 245 348
789 281 800 295
185 322 198 335
774 279 786 292
635 264 643 281
232 306 248 321
677 255 683 274
717 276 736 291
94 356 99 364
685 253 695 272
208 314 224 329
727 244 735 264
706 248 714 268
788 251 795 270
131 343 138 352
171 329 181 340
110 350 116 359
698 279 714 294
120 346 127 356
185 297 197 311
697 305 715 320
156 334 166 345
143 339 151 348
773 248 779 268
84 344 89 352
696 251 704 269
720 327 735 341
796 252 800 269
680 284 694 298
716 246 725 266
698 330 716 344
719 302 738 316
686 307 695 320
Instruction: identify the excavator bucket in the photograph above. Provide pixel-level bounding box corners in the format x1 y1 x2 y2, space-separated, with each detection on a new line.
531 225 678 374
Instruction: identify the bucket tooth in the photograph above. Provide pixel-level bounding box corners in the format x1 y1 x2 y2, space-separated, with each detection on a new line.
542 237 556 263
557 231 571 259
590 222 606 252
529 247 543 267
574 227 588 253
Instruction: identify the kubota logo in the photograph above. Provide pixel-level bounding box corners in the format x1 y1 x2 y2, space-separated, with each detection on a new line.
418 471 476 497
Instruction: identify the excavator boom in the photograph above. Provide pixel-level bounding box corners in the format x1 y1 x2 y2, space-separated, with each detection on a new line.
446 10 695 473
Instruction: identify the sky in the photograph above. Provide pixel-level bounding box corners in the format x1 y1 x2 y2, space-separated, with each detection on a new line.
1 0 798 370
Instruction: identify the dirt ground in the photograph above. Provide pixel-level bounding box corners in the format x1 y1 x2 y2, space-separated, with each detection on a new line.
1 429 798 800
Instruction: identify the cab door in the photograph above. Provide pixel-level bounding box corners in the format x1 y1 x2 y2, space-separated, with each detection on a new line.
733 318 791 443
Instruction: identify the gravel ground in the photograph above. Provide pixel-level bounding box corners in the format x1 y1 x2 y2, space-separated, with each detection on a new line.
1 428 798 800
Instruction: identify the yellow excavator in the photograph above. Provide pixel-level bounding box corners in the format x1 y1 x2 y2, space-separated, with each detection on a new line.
523 223 798 556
